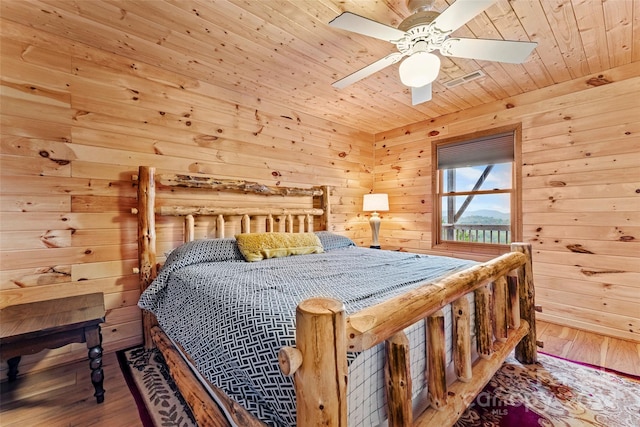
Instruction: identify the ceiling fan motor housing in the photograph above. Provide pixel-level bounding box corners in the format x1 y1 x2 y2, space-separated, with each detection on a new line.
398 11 440 31
396 16 448 56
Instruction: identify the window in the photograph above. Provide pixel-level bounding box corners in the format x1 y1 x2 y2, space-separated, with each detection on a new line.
432 126 521 252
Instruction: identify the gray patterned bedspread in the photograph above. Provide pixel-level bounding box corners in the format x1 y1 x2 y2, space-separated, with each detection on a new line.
138 233 476 426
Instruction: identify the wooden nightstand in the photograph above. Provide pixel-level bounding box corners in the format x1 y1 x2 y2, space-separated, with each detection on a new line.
0 293 106 403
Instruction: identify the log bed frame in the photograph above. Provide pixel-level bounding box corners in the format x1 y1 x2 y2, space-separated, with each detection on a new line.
134 165 537 427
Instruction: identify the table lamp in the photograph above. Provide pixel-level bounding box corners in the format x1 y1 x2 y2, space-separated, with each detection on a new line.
363 193 389 249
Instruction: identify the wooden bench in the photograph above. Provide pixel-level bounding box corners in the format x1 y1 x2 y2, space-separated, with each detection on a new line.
0 293 106 403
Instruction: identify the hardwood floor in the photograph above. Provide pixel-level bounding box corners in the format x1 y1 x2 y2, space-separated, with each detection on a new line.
0 351 142 427
1 321 638 426
536 320 640 377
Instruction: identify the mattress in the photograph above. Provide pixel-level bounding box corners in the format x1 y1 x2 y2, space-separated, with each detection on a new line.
138 232 477 426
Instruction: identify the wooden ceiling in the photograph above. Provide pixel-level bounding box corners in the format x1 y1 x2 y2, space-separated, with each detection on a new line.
2 0 639 134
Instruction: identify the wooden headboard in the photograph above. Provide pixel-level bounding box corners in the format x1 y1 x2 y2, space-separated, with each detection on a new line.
133 165 331 346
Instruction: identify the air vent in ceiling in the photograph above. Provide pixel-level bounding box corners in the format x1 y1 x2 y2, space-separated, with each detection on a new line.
444 70 485 88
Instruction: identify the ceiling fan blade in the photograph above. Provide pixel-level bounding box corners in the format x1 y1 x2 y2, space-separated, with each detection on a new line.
431 0 497 34
329 12 406 42
441 38 537 63
411 84 432 105
332 52 405 89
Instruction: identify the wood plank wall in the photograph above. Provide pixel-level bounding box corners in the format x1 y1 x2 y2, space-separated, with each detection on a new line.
0 18 372 375
373 63 640 343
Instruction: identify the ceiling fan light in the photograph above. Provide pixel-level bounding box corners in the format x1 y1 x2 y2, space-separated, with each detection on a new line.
399 52 441 87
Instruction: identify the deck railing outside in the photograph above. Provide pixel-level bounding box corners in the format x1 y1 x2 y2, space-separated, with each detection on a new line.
442 224 511 244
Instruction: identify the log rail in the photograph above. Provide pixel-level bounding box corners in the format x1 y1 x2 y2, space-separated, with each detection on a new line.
279 243 536 427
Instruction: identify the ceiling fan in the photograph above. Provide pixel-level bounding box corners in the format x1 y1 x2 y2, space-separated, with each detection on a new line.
329 0 537 105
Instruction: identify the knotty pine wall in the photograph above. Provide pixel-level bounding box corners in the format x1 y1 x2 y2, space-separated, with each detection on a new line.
373 63 640 343
0 19 373 375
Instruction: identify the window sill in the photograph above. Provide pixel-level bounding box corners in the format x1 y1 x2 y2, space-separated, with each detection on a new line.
433 242 511 257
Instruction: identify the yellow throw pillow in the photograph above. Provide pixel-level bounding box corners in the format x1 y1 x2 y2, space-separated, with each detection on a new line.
235 232 324 262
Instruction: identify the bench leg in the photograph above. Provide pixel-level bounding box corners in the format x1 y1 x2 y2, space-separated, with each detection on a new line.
7 356 21 382
85 326 105 404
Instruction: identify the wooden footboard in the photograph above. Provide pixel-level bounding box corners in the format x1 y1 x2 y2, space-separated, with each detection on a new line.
279 243 536 427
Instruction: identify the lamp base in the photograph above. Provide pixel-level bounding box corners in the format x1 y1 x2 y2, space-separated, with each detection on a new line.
369 212 381 248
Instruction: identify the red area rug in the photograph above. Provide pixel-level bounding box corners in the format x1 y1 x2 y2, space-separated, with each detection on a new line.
118 347 640 426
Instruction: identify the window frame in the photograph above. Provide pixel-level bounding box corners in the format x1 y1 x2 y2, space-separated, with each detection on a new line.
431 124 522 255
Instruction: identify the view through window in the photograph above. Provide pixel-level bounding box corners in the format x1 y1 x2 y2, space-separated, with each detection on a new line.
434 129 520 248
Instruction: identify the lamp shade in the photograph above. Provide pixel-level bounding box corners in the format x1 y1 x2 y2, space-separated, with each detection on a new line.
399 52 441 87
363 193 389 212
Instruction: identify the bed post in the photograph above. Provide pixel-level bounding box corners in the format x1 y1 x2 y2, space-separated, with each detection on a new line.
511 243 537 364
138 166 158 349
321 185 331 231
294 297 347 425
